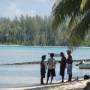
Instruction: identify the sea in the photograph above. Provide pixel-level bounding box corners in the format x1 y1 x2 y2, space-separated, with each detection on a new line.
0 45 90 88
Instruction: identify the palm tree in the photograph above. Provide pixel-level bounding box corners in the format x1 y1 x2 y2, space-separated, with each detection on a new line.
52 0 90 46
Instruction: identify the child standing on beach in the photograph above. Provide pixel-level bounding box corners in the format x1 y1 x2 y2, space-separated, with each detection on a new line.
47 53 56 84
40 55 46 84
67 50 73 82
60 52 66 82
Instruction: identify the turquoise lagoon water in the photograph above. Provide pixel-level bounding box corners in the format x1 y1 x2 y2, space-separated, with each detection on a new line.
0 46 90 88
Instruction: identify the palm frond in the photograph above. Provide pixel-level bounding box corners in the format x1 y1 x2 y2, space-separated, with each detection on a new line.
52 0 81 29
80 0 90 12
68 10 90 46
52 0 90 46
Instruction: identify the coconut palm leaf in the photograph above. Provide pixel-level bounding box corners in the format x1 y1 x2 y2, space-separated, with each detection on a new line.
69 10 90 46
52 0 90 46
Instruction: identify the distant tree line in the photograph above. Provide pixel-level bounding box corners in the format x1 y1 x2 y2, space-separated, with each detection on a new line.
0 15 90 46
0 15 66 46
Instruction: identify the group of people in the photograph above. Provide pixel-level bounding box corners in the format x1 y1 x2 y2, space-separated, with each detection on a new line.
40 50 73 85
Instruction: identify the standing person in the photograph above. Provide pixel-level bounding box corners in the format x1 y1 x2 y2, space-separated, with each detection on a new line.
47 53 56 84
60 52 66 82
67 50 73 82
40 55 46 84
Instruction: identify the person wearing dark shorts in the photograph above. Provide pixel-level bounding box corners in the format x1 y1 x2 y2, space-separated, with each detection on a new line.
47 53 56 84
67 50 73 82
40 55 46 84
47 69 55 78
60 52 66 82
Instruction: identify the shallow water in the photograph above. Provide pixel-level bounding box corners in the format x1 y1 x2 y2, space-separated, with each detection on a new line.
0 46 90 88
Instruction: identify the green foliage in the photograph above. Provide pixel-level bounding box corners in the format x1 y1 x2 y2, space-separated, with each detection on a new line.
0 15 66 46
53 0 90 47
0 14 90 46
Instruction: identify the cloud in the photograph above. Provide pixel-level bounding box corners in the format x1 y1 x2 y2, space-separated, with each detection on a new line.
37 0 46 3
8 0 47 5
0 0 53 19
2 2 37 19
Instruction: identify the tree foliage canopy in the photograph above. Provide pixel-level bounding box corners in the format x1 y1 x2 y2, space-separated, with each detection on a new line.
0 15 67 46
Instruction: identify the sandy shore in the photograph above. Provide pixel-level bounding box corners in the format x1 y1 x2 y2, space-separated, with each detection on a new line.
48 80 90 90
1 79 90 90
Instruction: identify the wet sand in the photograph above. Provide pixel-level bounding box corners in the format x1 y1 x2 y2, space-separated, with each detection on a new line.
1 79 90 90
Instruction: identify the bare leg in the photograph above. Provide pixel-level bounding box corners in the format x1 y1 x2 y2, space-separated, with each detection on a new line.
62 75 64 82
68 74 72 82
69 74 72 81
47 77 49 84
68 74 70 81
50 76 53 84
41 77 43 84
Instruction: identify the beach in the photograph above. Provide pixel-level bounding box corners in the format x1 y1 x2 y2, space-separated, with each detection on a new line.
1 79 90 90
0 46 90 88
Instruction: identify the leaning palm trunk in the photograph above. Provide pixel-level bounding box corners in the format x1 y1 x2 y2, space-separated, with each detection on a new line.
52 0 90 47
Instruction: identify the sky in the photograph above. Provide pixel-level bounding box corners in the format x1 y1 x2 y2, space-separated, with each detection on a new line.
0 0 54 19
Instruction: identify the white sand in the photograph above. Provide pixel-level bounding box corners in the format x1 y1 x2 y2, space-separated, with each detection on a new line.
48 80 90 90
